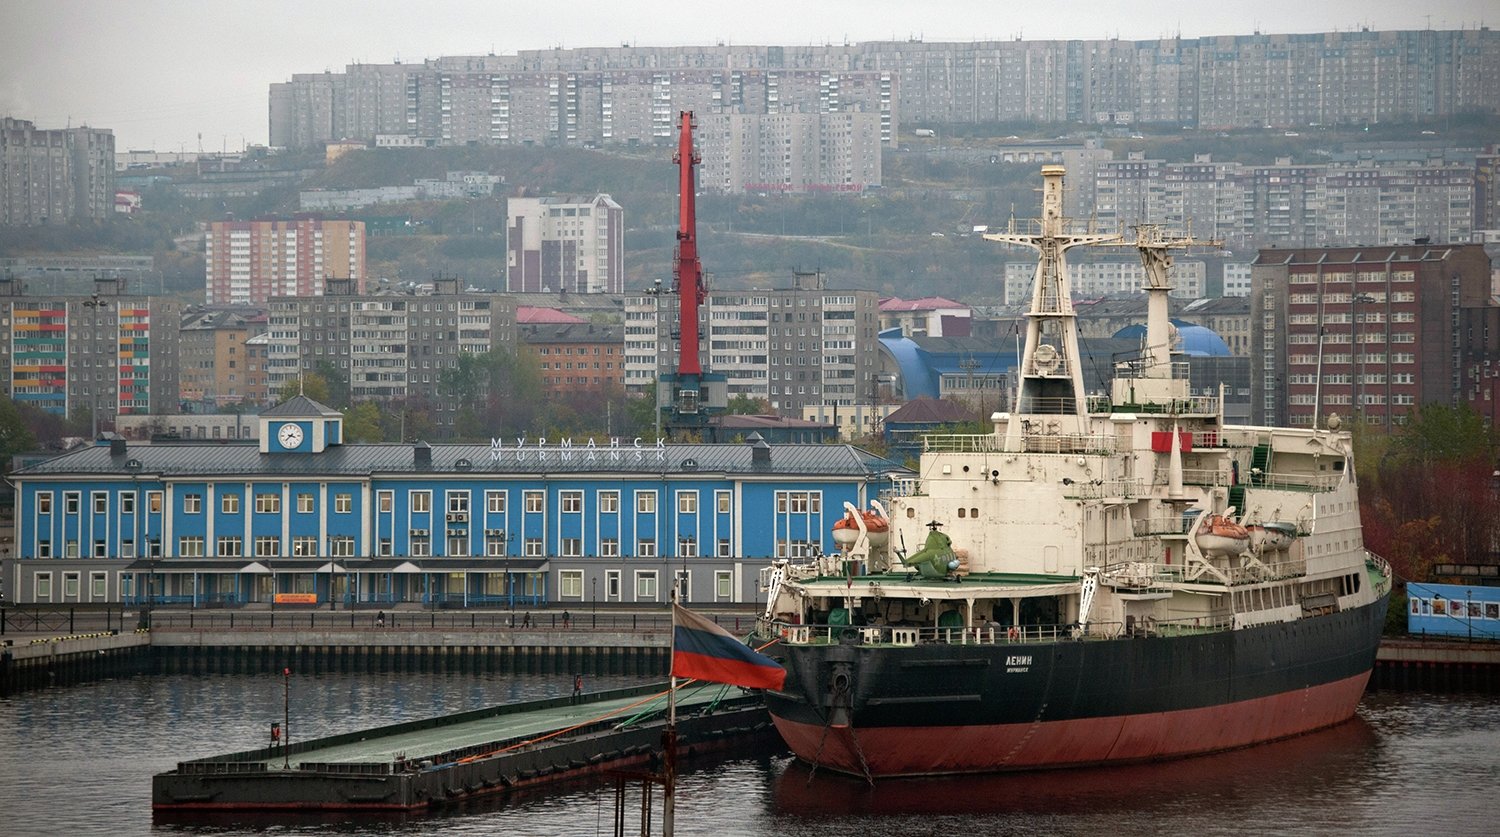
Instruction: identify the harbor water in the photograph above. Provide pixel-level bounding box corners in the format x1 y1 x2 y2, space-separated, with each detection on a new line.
0 673 1494 836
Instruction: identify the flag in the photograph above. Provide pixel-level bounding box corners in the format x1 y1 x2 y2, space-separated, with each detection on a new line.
671 604 786 691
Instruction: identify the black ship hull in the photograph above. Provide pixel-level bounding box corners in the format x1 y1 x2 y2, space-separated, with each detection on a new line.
764 593 1389 777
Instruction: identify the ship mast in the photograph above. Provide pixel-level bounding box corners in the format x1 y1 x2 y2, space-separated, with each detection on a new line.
984 166 1119 440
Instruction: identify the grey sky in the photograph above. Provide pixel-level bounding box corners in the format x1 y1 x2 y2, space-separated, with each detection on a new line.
0 0 1492 152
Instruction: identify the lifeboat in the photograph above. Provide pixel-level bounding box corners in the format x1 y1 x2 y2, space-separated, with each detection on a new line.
1246 521 1297 552
832 509 890 548
1194 513 1250 556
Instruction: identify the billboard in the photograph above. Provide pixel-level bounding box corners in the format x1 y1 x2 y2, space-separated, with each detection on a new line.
1406 582 1500 640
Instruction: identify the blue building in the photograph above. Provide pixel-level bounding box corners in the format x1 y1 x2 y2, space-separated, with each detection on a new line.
3 397 905 609
1406 582 1500 641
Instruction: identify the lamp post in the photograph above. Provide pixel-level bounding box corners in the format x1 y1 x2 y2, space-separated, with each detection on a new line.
81 293 111 439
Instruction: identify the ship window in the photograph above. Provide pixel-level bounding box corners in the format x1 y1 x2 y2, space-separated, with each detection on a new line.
958 508 966 518
906 508 915 519
971 508 978 517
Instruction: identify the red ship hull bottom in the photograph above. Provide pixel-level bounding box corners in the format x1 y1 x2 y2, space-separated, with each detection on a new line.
771 670 1373 777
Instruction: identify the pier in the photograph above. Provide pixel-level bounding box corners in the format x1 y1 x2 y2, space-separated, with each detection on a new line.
152 680 772 813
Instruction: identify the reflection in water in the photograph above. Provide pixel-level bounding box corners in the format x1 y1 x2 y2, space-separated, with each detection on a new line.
1 676 1495 837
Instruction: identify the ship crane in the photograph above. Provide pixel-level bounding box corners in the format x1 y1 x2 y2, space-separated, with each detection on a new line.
652 111 726 438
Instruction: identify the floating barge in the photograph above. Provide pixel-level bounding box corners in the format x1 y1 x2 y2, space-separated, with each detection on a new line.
153 682 770 812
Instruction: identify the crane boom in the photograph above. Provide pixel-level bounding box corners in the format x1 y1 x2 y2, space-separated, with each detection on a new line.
673 111 704 377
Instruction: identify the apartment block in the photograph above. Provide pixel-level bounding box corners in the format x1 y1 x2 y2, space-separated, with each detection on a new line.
695 111 883 193
0 279 180 426
179 308 269 408
1251 244 1492 429
506 195 623 294
205 218 366 305
264 279 517 433
624 271 881 414
270 29 1498 150
520 322 624 395
0 117 115 226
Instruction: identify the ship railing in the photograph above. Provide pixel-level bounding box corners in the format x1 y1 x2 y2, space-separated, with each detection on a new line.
921 432 1120 455
1113 359 1193 381
1133 516 1197 537
1152 466 1233 487
1099 556 1309 588
884 477 922 497
766 620 1133 647
1241 469 1343 492
1063 478 1147 500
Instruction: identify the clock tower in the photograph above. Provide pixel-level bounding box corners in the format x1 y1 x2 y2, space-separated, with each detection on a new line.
258 395 344 454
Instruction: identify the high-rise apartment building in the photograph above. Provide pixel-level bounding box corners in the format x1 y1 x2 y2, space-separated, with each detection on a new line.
270 29 1498 149
204 218 365 305
264 279 517 434
1251 244 1492 429
695 112 883 193
0 117 115 226
624 271 881 414
505 195 623 294
0 279 180 426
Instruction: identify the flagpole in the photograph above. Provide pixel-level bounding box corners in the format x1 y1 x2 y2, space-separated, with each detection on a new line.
664 600 678 837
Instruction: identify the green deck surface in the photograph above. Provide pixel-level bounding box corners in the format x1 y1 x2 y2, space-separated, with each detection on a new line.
256 682 731 768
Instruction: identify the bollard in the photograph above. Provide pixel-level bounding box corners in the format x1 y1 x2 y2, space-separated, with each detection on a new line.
69 608 74 634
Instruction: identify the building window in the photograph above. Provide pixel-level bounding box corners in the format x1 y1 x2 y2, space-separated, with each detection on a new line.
678 537 698 558
637 491 657 514
297 493 315 513
561 491 583 513
292 536 318 557
635 571 658 602
216 536 243 558
91 572 108 600
255 493 281 514
254 536 279 557
412 491 432 513
93 540 107 558
560 570 584 599
38 540 52 558
330 537 355 558
65 492 80 514
35 572 52 601
716 491 731 515
447 534 469 557
222 494 240 514
65 540 79 558
524 490 544 513
606 570 621 600
121 493 136 515
776 491 820 514
335 493 352 513
524 537 544 557
378 537 393 557
149 491 163 513
599 491 619 513
561 537 582 557
601 538 620 557
378 491 394 513
637 538 657 558
677 492 698 514
717 538 731 558
486 490 506 514
179 536 205 557
447 491 470 514
486 532 508 556
411 534 431 557
38 492 53 515
183 493 202 513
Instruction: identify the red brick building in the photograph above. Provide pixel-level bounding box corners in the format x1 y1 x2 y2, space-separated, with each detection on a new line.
521 322 624 394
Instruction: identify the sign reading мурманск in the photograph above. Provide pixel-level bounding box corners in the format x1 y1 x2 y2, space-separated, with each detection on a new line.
490 436 668 464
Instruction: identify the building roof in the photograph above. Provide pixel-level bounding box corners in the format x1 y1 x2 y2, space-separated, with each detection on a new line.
1180 296 1251 315
11 441 907 479
880 296 969 312
519 323 622 344
260 395 342 418
715 414 831 429
516 306 586 324
1111 320 1232 357
884 397 976 425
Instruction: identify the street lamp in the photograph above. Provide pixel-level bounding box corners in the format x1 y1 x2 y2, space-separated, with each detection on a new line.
82 293 112 439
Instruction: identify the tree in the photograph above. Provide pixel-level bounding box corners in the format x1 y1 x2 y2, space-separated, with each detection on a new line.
313 360 351 409
277 371 330 405
726 394 771 415
342 402 384 442
0 396 38 472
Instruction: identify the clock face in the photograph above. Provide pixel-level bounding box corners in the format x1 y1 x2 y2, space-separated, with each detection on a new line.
277 423 304 449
